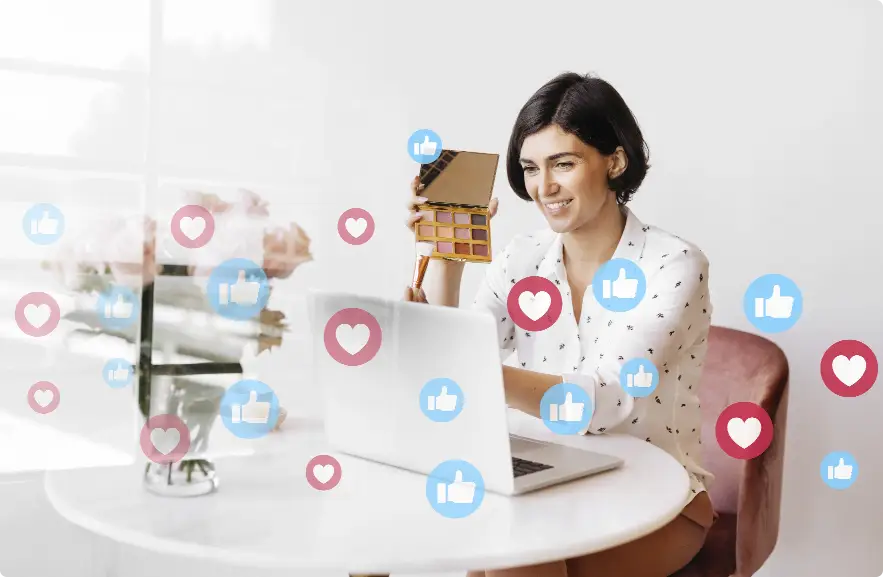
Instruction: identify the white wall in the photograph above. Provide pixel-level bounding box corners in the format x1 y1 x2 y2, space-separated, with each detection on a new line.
1 0 882 575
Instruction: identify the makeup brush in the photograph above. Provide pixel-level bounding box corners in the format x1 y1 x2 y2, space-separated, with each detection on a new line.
412 241 435 292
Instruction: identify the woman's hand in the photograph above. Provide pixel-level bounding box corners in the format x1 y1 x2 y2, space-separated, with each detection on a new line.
404 175 500 232
262 222 313 280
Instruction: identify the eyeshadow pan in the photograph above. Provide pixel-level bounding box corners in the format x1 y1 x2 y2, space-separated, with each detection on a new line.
437 241 453 253
471 228 488 241
471 213 486 225
473 244 489 257
453 212 470 225
418 225 434 237
437 226 454 238
455 243 470 255
454 228 470 239
420 211 434 222
436 211 453 223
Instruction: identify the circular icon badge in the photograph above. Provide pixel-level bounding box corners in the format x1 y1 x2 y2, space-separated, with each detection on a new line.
103 358 134 389
170 204 215 249
591 258 647 312
219 379 280 439
15 292 61 337
820 340 877 398
337 208 375 245
306 454 343 491
820 451 858 490
426 459 485 518
507 276 563 332
619 358 659 398
27 381 60 414
715 402 774 460
540 382 593 435
206 258 269 320
95 285 140 331
23 203 65 245
420 377 464 422
323 308 383 366
408 129 443 164
140 414 191 464
743 274 802 333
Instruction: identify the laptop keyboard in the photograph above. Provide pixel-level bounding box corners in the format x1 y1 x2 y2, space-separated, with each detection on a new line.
512 456 554 478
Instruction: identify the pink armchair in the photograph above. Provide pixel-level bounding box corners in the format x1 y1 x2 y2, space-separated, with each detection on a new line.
674 326 789 577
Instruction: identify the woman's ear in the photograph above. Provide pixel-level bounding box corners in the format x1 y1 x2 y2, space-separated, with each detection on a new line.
608 146 628 179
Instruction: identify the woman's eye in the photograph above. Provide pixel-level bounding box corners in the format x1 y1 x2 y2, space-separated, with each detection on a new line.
522 166 538 174
556 162 574 169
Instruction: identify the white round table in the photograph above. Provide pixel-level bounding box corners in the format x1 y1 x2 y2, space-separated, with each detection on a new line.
44 411 690 576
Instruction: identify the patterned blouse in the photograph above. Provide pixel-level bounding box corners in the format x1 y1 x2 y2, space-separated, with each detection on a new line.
472 207 715 497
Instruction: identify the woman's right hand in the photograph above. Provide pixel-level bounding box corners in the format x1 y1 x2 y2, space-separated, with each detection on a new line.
403 286 428 303
404 175 500 232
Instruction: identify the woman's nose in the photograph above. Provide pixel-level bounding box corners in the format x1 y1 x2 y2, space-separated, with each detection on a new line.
539 172 559 197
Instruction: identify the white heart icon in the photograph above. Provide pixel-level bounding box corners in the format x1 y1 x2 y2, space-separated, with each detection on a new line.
179 216 206 240
313 464 335 484
335 324 370 355
24 304 50 328
727 417 761 449
150 428 181 455
345 218 368 238
33 389 54 407
832 355 866 387
518 291 551 321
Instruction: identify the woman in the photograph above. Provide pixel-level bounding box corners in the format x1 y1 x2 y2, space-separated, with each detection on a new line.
404 72 716 577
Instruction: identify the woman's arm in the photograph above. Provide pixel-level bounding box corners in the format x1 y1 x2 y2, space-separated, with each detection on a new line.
502 250 712 433
422 259 466 307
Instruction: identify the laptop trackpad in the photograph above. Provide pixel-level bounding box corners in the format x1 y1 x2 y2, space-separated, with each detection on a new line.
510 436 547 456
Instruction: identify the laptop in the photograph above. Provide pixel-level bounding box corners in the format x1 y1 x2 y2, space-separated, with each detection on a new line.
308 290 623 496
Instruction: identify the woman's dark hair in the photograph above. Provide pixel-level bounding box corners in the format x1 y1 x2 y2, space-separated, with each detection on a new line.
506 72 650 205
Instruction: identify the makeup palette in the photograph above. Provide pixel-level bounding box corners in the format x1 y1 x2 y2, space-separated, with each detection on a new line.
414 149 499 263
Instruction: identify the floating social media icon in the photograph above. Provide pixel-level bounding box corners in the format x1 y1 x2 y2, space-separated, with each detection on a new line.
337 208 375 245
27 381 60 415
820 451 858 490
220 379 279 439
821 340 878 398
540 382 593 435
103 358 134 389
743 274 802 333
323 308 383 366
95 285 139 330
206 258 269 320
22 203 65 245
508 276 563 332
426 459 485 518
15 292 61 337
170 204 215 249
620 358 659 398
715 402 774 460
591 259 646 312
306 454 342 491
420 377 464 422
408 129 443 164
140 414 191 464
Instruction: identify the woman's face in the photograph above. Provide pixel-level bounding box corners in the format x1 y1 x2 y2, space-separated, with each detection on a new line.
519 124 624 234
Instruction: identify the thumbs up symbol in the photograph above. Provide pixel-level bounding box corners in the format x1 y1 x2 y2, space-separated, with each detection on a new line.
754 285 794 319
827 458 853 481
428 386 458 412
218 270 261 306
549 392 585 422
31 211 60 236
231 390 271 425
107 363 131 383
436 470 476 504
415 135 438 157
104 295 134 319
602 268 639 300
627 365 654 388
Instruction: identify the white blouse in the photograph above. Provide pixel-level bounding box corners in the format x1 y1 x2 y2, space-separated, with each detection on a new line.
472 207 715 498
